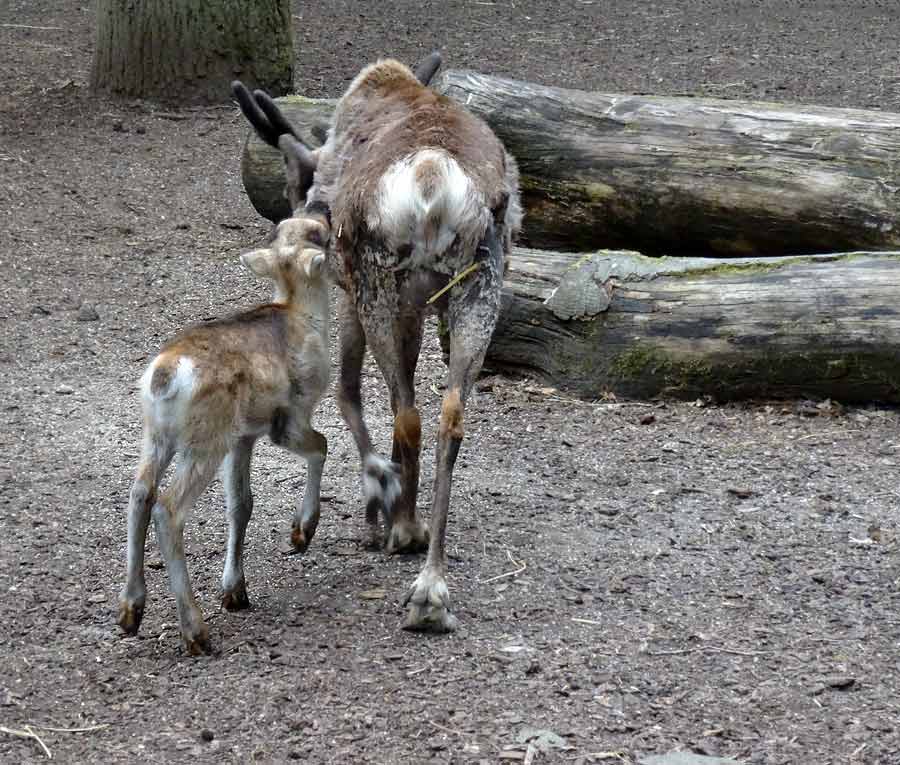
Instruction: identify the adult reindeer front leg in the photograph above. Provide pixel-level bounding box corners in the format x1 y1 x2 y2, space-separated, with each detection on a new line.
403 223 505 632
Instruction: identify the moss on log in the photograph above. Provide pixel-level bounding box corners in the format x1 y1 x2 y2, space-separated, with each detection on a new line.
487 249 900 403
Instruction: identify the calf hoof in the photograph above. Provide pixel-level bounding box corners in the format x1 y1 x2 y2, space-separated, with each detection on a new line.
182 624 211 656
117 600 145 636
290 522 315 554
385 518 429 555
222 583 251 611
401 568 458 633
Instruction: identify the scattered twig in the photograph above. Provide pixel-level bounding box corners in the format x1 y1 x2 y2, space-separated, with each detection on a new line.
29 723 108 733
1 23 64 30
478 550 527 584
645 645 768 657
571 617 603 626
1 725 52 759
426 262 481 305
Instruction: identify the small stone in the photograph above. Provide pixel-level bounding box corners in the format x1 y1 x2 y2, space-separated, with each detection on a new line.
640 413 656 425
199 729 214 742
88 593 106 604
112 119 126 132
135 125 146 134
31 305 51 316
525 661 542 676
726 487 753 499
175 221 191 231
55 384 75 395
825 675 856 690
76 304 100 321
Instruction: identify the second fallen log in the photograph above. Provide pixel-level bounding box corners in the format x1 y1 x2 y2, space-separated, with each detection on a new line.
483 249 900 403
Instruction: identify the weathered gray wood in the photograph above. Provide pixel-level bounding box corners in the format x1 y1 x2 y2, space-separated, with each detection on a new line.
239 71 900 257
488 249 900 403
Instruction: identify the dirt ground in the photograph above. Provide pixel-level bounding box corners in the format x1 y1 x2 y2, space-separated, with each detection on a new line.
3 2 900 763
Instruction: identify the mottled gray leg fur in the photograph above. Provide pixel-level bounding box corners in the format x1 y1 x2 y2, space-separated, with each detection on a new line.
221 437 256 610
404 225 505 632
335 292 402 547
359 308 430 554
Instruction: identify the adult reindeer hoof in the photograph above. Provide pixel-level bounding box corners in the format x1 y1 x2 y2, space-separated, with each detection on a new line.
221 582 251 611
181 624 211 656
117 599 144 636
401 568 458 633
386 517 430 554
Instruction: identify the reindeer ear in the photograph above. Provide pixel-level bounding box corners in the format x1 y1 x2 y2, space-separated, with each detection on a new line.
278 134 318 212
240 248 276 279
304 251 326 279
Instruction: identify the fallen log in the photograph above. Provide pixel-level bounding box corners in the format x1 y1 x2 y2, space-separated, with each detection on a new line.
484 249 900 403
239 71 900 257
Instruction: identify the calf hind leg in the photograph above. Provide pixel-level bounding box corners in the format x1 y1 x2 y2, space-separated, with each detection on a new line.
118 433 174 636
153 454 221 655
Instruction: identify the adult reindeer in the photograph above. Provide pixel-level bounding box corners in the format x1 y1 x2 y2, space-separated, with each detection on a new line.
233 52 521 632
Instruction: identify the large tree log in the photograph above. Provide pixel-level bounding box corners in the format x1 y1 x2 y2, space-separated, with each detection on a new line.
485 249 900 403
239 72 900 257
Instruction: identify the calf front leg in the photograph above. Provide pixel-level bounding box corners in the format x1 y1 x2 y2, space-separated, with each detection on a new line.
277 420 328 553
221 437 255 610
403 225 505 632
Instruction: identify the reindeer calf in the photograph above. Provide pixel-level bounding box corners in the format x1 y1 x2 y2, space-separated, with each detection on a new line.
118 214 331 654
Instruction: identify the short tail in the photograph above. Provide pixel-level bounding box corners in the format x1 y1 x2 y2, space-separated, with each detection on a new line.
140 355 195 404
377 149 485 265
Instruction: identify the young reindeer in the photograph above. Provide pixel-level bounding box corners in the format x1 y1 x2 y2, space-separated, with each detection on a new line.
234 52 521 632
118 214 331 654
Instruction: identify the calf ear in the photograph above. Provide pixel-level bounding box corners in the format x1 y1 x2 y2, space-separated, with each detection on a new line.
240 248 276 279
304 251 326 279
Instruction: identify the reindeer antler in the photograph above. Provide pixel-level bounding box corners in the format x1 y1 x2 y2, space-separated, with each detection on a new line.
413 51 442 86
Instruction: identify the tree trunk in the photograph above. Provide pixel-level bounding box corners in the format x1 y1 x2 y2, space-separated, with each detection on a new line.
483 249 900 403
91 0 293 105
239 73 900 257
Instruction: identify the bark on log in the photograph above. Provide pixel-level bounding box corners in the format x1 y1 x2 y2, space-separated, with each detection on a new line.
92 0 293 104
486 249 900 403
239 72 900 257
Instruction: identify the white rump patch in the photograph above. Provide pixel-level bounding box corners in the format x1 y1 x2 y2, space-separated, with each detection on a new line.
140 356 196 428
373 149 481 268
362 453 402 511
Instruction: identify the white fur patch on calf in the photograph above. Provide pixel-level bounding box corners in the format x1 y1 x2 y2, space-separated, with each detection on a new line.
140 356 195 428
362 453 402 511
373 149 481 269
